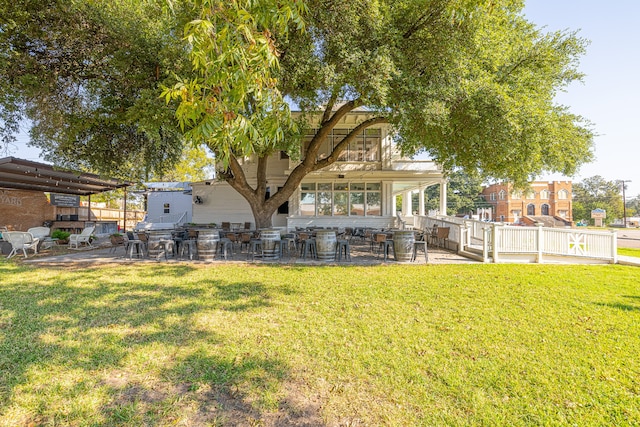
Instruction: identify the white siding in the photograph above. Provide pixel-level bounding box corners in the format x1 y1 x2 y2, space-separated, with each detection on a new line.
147 192 192 223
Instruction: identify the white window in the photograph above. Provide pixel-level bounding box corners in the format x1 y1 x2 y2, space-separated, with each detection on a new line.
303 128 381 162
540 189 549 199
499 190 506 200
558 189 569 200
490 192 497 201
300 182 381 216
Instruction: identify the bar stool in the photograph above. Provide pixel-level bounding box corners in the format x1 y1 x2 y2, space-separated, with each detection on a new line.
218 238 233 260
179 239 198 260
156 239 174 261
411 240 428 262
335 239 351 261
300 238 317 260
282 233 297 257
248 238 262 260
378 239 393 261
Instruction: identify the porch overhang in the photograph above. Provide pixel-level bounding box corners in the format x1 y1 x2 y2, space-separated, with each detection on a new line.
0 157 131 196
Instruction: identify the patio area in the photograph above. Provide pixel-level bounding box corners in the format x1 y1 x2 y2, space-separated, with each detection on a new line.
20 235 477 267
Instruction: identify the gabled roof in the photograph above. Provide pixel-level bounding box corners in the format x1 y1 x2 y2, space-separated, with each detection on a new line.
0 157 131 196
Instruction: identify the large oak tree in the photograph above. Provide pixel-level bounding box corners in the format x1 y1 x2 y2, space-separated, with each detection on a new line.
1 0 594 228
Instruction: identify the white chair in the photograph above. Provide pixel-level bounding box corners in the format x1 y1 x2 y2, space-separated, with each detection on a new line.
27 226 51 249
4 231 40 258
68 226 96 249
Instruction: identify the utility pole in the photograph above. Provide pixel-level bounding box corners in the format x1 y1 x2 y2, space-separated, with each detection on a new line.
618 180 631 228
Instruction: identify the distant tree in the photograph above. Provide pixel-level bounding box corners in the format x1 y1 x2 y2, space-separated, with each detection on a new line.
157 146 215 182
0 0 192 181
626 195 640 218
422 170 489 216
572 176 623 225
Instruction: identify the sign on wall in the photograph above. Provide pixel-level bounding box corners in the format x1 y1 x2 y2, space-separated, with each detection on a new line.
50 193 80 207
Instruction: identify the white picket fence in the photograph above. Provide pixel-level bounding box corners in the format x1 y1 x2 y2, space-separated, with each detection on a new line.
414 215 618 264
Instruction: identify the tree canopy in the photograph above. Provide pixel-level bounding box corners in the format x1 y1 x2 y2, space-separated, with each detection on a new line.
0 0 194 180
1 0 595 227
166 0 594 226
572 176 623 225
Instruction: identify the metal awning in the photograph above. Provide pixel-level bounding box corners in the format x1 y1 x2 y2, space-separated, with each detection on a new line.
0 157 131 196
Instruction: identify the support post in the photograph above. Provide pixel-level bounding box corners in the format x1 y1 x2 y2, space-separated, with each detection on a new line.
439 180 448 216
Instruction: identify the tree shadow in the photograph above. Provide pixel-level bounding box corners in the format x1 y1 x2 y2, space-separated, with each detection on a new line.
595 295 640 312
0 265 320 426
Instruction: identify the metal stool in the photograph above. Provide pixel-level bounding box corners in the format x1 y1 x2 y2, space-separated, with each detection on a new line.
248 239 262 260
378 240 393 261
282 234 297 257
411 241 428 262
156 239 174 261
179 239 198 260
300 238 317 260
127 240 146 259
218 238 233 260
335 239 351 261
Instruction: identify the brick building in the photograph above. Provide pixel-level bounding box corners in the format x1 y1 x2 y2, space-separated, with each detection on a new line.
481 181 573 225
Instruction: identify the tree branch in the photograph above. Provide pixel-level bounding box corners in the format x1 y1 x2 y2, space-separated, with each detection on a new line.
313 116 388 171
303 98 363 167
402 5 445 39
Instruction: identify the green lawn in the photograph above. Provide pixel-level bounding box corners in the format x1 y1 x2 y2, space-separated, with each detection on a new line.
1 261 639 426
619 247 640 258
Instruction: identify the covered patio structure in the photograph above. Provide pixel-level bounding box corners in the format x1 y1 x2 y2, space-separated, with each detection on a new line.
0 157 132 232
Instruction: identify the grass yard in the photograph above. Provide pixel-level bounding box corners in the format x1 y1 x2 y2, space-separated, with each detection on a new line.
0 261 639 426
619 247 640 258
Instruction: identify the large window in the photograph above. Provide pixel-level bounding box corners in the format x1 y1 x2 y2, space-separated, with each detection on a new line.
300 182 381 216
303 128 381 162
558 189 569 199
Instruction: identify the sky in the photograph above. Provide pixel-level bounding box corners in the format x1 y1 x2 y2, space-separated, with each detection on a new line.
523 0 640 197
7 1 640 197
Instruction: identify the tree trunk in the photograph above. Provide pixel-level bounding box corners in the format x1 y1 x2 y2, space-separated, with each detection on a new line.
252 206 274 229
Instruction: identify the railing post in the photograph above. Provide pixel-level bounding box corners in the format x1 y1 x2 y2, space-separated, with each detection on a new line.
483 227 490 262
611 229 618 264
492 224 499 263
537 224 544 263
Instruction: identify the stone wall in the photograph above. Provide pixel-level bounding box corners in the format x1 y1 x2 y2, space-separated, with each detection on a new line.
0 189 54 231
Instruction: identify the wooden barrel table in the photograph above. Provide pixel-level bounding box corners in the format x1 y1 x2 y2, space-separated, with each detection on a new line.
393 230 415 262
259 229 281 259
197 229 220 261
147 230 174 259
315 230 337 261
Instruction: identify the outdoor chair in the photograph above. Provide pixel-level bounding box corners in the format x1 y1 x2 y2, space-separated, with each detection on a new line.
411 232 428 263
27 226 51 250
436 227 450 249
239 232 253 252
109 234 127 254
68 226 95 249
427 225 439 246
4 231 39 258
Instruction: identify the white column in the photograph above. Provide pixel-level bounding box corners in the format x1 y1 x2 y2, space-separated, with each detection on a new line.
418 186 426 216
403 190 412 216
439 180 448 216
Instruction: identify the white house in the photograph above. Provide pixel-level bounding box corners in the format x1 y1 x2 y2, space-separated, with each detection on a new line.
137 182 192 230
190 110 448 230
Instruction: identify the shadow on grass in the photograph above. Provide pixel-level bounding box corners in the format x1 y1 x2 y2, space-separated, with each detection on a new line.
0 264 320 426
